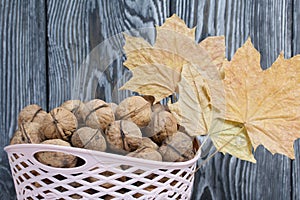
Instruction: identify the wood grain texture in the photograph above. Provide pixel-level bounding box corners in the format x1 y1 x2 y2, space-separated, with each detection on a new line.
1 0 300 199
0 0 47 199
47 0 170 108
171 0 293 199
47 0 90 109
292 0 300 55
98 0 170 103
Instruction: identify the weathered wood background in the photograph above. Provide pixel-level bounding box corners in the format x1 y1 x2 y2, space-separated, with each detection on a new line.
0 0 299 199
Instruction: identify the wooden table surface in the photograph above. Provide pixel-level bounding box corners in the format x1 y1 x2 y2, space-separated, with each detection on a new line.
0 0 299 199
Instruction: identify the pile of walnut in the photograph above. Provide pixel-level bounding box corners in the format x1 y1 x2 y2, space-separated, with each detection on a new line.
10 96 198 168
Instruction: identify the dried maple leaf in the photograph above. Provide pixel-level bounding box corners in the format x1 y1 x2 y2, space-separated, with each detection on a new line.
167 63 256 162
167 62 226 135
199 36 225 71
121 14 224 102
223 38 300 159
121 64 181 101
209 119 256 162
168 64 212 136
168 63 227 135
121 14 265 162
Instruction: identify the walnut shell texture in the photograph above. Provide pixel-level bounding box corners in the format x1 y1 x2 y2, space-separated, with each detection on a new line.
10 130 26 145
71 127 106 152
143 110 177 145
158 131 195 162
61 100 85 125
18 104 47 126
42 107 78 141
124 147 162 175
115 96 151 127
10 122 45 144
141 137 158 150
83 99 115 131
108 102 118 114
35 139 77 168
127 147 162 162
105 120 142 154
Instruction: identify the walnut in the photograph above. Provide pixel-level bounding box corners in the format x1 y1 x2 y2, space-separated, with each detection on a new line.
142 110 177 145
126 147 162 162
141 137 158 150
158 131 195 162
41 107 78 141
60 100 85 126
71 127 106 152
108 102 118 114
105 120 142 154
35 139 77 168
82 99 114 131
123 147 162 175
21 122 45 143
10 130 25 145
18 104 47 126
115 96 151 127
10 122 45 144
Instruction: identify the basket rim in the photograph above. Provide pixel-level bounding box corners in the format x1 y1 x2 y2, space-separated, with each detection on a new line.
5 143 201 169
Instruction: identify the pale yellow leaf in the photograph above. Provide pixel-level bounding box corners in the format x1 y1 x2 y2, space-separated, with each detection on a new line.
120 64 181 102
168 64 224 136
199 36 225 70
168 69 206 136
209 119 256 163
167 63 255 162
121 15 221 102
223 38 300 159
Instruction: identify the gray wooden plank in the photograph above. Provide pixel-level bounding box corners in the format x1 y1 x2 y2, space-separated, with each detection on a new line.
171 0 293 199
0 0 298 199
293 143 300 200
292 0 300 198
47 0 170 109
0 0 47 199
294 0 300 55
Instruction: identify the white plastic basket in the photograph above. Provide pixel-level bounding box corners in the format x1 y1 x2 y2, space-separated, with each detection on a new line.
5 144 201 200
